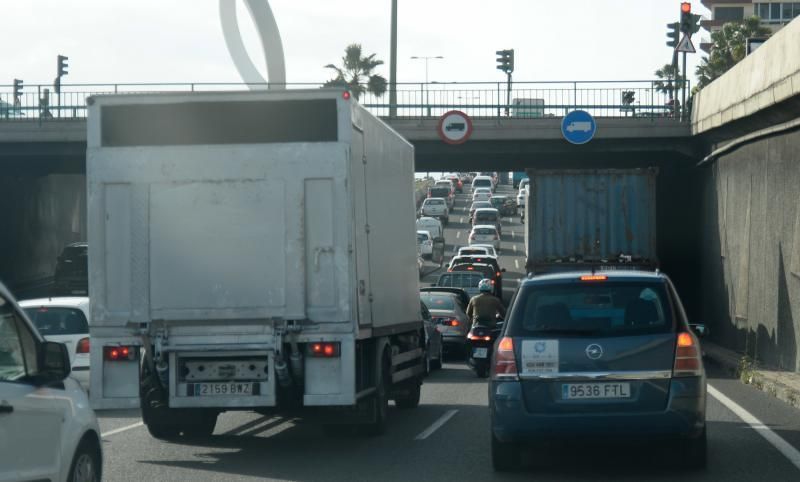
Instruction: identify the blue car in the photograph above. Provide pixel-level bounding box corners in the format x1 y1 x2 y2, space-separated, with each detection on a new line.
489 270 707 471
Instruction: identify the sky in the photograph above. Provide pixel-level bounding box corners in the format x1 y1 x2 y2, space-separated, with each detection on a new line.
2 0 709 88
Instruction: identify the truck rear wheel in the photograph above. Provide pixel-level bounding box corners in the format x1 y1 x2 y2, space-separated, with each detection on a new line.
394 380 421 409
363 355 390 436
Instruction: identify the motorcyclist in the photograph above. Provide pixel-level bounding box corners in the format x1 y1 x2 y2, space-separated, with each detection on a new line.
466 279 506 328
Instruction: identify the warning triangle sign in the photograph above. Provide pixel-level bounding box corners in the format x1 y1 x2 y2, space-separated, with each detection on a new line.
676 34 696 53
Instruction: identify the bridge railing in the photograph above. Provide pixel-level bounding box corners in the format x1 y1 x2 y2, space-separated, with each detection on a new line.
0 80 689 122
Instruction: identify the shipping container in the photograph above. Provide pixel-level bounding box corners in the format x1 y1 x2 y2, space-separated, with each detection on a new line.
524 169 657 274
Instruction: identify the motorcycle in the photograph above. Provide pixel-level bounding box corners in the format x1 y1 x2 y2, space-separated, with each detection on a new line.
466 319 504 378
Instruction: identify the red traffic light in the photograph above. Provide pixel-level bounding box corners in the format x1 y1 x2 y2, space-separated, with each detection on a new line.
681 2 691 13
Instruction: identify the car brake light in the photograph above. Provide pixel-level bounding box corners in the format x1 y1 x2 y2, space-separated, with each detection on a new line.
466 266 474 270
673 331 702 376
580 275 608 281
76 337 90 354
492 337 518 380
104 345 137 361
467 333 492 341
308 342 341 358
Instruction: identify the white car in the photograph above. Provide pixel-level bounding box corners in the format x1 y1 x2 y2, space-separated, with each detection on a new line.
19 297 90 389
416 216 443 239
420 197 449 223
469 225 501 251
458 245 498 258
417 230 434 258
471 176 493 192
472 187 492 202
0 283 102 482
517 187 528 213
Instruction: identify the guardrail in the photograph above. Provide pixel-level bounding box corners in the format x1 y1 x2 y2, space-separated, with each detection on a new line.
0 81 690 122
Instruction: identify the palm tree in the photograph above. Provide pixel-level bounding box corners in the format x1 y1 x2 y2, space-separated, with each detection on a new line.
324 44 388 100
695 16 771 90
653 63 684 99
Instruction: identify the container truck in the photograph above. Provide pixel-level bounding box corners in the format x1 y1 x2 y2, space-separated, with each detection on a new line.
87 90 425 438
524 169 657 274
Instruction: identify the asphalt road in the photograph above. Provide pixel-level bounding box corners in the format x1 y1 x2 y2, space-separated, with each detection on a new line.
94 184 800 481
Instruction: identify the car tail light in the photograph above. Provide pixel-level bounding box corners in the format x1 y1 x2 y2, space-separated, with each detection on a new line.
492 337 518 380
308 342 341 358
468 333 492 341
104 345 137 361
580 275 608 281
673 331 702 377
76 337 90 354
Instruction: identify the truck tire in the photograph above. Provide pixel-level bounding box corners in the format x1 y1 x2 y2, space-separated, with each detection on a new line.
363 354 390 436
394 380 421 409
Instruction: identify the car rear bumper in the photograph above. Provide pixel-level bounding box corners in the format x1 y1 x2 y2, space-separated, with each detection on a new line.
490 377 706 443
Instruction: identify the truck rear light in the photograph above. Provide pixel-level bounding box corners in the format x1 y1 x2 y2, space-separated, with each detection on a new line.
492 337 518 380
76 337 90 354
104 345 137 361
308 342 341 358
673 331 702 377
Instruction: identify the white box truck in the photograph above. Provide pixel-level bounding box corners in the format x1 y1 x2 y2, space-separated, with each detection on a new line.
87 90 425 438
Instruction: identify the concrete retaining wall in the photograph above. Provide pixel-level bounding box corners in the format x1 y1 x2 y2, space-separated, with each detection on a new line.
700 128 800 371
0 174 86 286
692 17 800 135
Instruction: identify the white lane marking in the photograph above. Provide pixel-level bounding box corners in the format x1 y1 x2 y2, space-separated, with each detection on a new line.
512 244 517 252
415 409 459 440
514 259 519 269
511 231 515 239
456 231 461 239
708 384 800 471
460 217 464 224
102 421 144 438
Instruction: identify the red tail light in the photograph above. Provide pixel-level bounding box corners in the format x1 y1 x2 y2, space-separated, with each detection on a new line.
673 331 702 376
104 345 137 361
467 333 492 341
492 337 518 380
76 337 90 354
308 342 341 358
580 275 608 281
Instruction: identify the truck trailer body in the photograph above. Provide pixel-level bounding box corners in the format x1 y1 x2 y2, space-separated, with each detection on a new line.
524 169 657 274
87 90 424 435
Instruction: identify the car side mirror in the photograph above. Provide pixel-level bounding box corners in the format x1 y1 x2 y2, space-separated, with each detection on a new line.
689 323 708 339
38 341 71 382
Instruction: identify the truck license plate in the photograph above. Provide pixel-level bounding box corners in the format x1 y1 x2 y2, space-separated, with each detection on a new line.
562 382 631 400
191 382 253 396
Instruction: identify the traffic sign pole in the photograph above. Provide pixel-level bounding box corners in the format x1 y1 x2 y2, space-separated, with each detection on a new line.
682 51 687 121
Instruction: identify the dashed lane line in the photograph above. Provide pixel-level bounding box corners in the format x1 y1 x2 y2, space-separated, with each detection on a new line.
456 231 461 239
415 409 459 440
102 421 144 438
514 259 519 269
708 384 800 472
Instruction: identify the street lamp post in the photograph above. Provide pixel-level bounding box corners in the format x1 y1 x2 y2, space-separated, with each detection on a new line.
410 55 443 117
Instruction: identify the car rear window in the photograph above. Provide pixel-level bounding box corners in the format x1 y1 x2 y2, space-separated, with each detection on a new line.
419 294 456 311
438 273 483 289
507 281 674 338
475 228 496 235
475 212 498 222
430 188 450 197
61 245 87 259
473 179 492 188
23 307 89 335
426 199 444 206
459 249 487 256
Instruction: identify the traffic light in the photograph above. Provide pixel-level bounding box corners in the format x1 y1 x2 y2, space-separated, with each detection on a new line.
496 49 514 74
680 3 691 33
666 22 680 47
13 79 23 104
57 55 69 77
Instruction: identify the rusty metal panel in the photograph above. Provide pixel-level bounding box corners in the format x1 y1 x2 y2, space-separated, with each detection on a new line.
527 169 657 266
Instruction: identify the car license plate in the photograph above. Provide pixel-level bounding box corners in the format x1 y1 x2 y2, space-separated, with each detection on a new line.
472 347 488 359
191 382 253 396
562 382 631 400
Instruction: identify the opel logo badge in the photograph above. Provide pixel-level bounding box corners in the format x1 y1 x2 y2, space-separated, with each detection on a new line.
585 344 603 360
